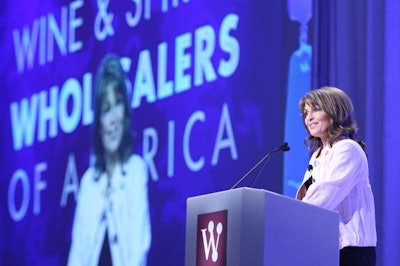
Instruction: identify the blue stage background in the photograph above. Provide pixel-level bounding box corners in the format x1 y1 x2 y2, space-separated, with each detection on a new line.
2 1 398 265
0 1 309 265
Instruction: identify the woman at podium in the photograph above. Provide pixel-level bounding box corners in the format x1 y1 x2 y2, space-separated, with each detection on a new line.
296 87 377 266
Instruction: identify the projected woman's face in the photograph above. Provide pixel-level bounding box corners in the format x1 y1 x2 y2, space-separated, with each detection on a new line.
100 83 124 156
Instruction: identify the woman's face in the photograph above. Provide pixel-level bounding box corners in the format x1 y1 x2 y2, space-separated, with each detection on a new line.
303 103 330 142
100 84 125 156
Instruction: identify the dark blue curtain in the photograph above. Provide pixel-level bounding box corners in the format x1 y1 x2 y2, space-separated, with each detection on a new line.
312 1 400 265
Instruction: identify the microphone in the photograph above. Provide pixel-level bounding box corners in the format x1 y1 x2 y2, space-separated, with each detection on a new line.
304 164 314 190
230 142 290 189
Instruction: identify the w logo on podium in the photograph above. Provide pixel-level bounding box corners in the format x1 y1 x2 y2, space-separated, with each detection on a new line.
196 210 227 266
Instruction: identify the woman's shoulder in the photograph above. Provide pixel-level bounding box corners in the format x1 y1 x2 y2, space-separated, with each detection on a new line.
123 154 147 175
332 138 366 156
125 153 146 168
334 138 361 148
123 154 148 184
76 166 103 201
80 166 97 186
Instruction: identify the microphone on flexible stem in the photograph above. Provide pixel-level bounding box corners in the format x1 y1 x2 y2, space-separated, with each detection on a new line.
304 164 314 190
230 142 290 189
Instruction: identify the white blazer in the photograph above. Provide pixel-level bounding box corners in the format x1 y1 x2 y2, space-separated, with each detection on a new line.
296 139 377 249
68 154 151 266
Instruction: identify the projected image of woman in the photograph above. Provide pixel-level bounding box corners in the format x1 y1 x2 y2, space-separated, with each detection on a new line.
296 87 377 266
68 54 151 266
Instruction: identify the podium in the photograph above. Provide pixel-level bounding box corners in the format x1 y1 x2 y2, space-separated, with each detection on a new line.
185 187 339 266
